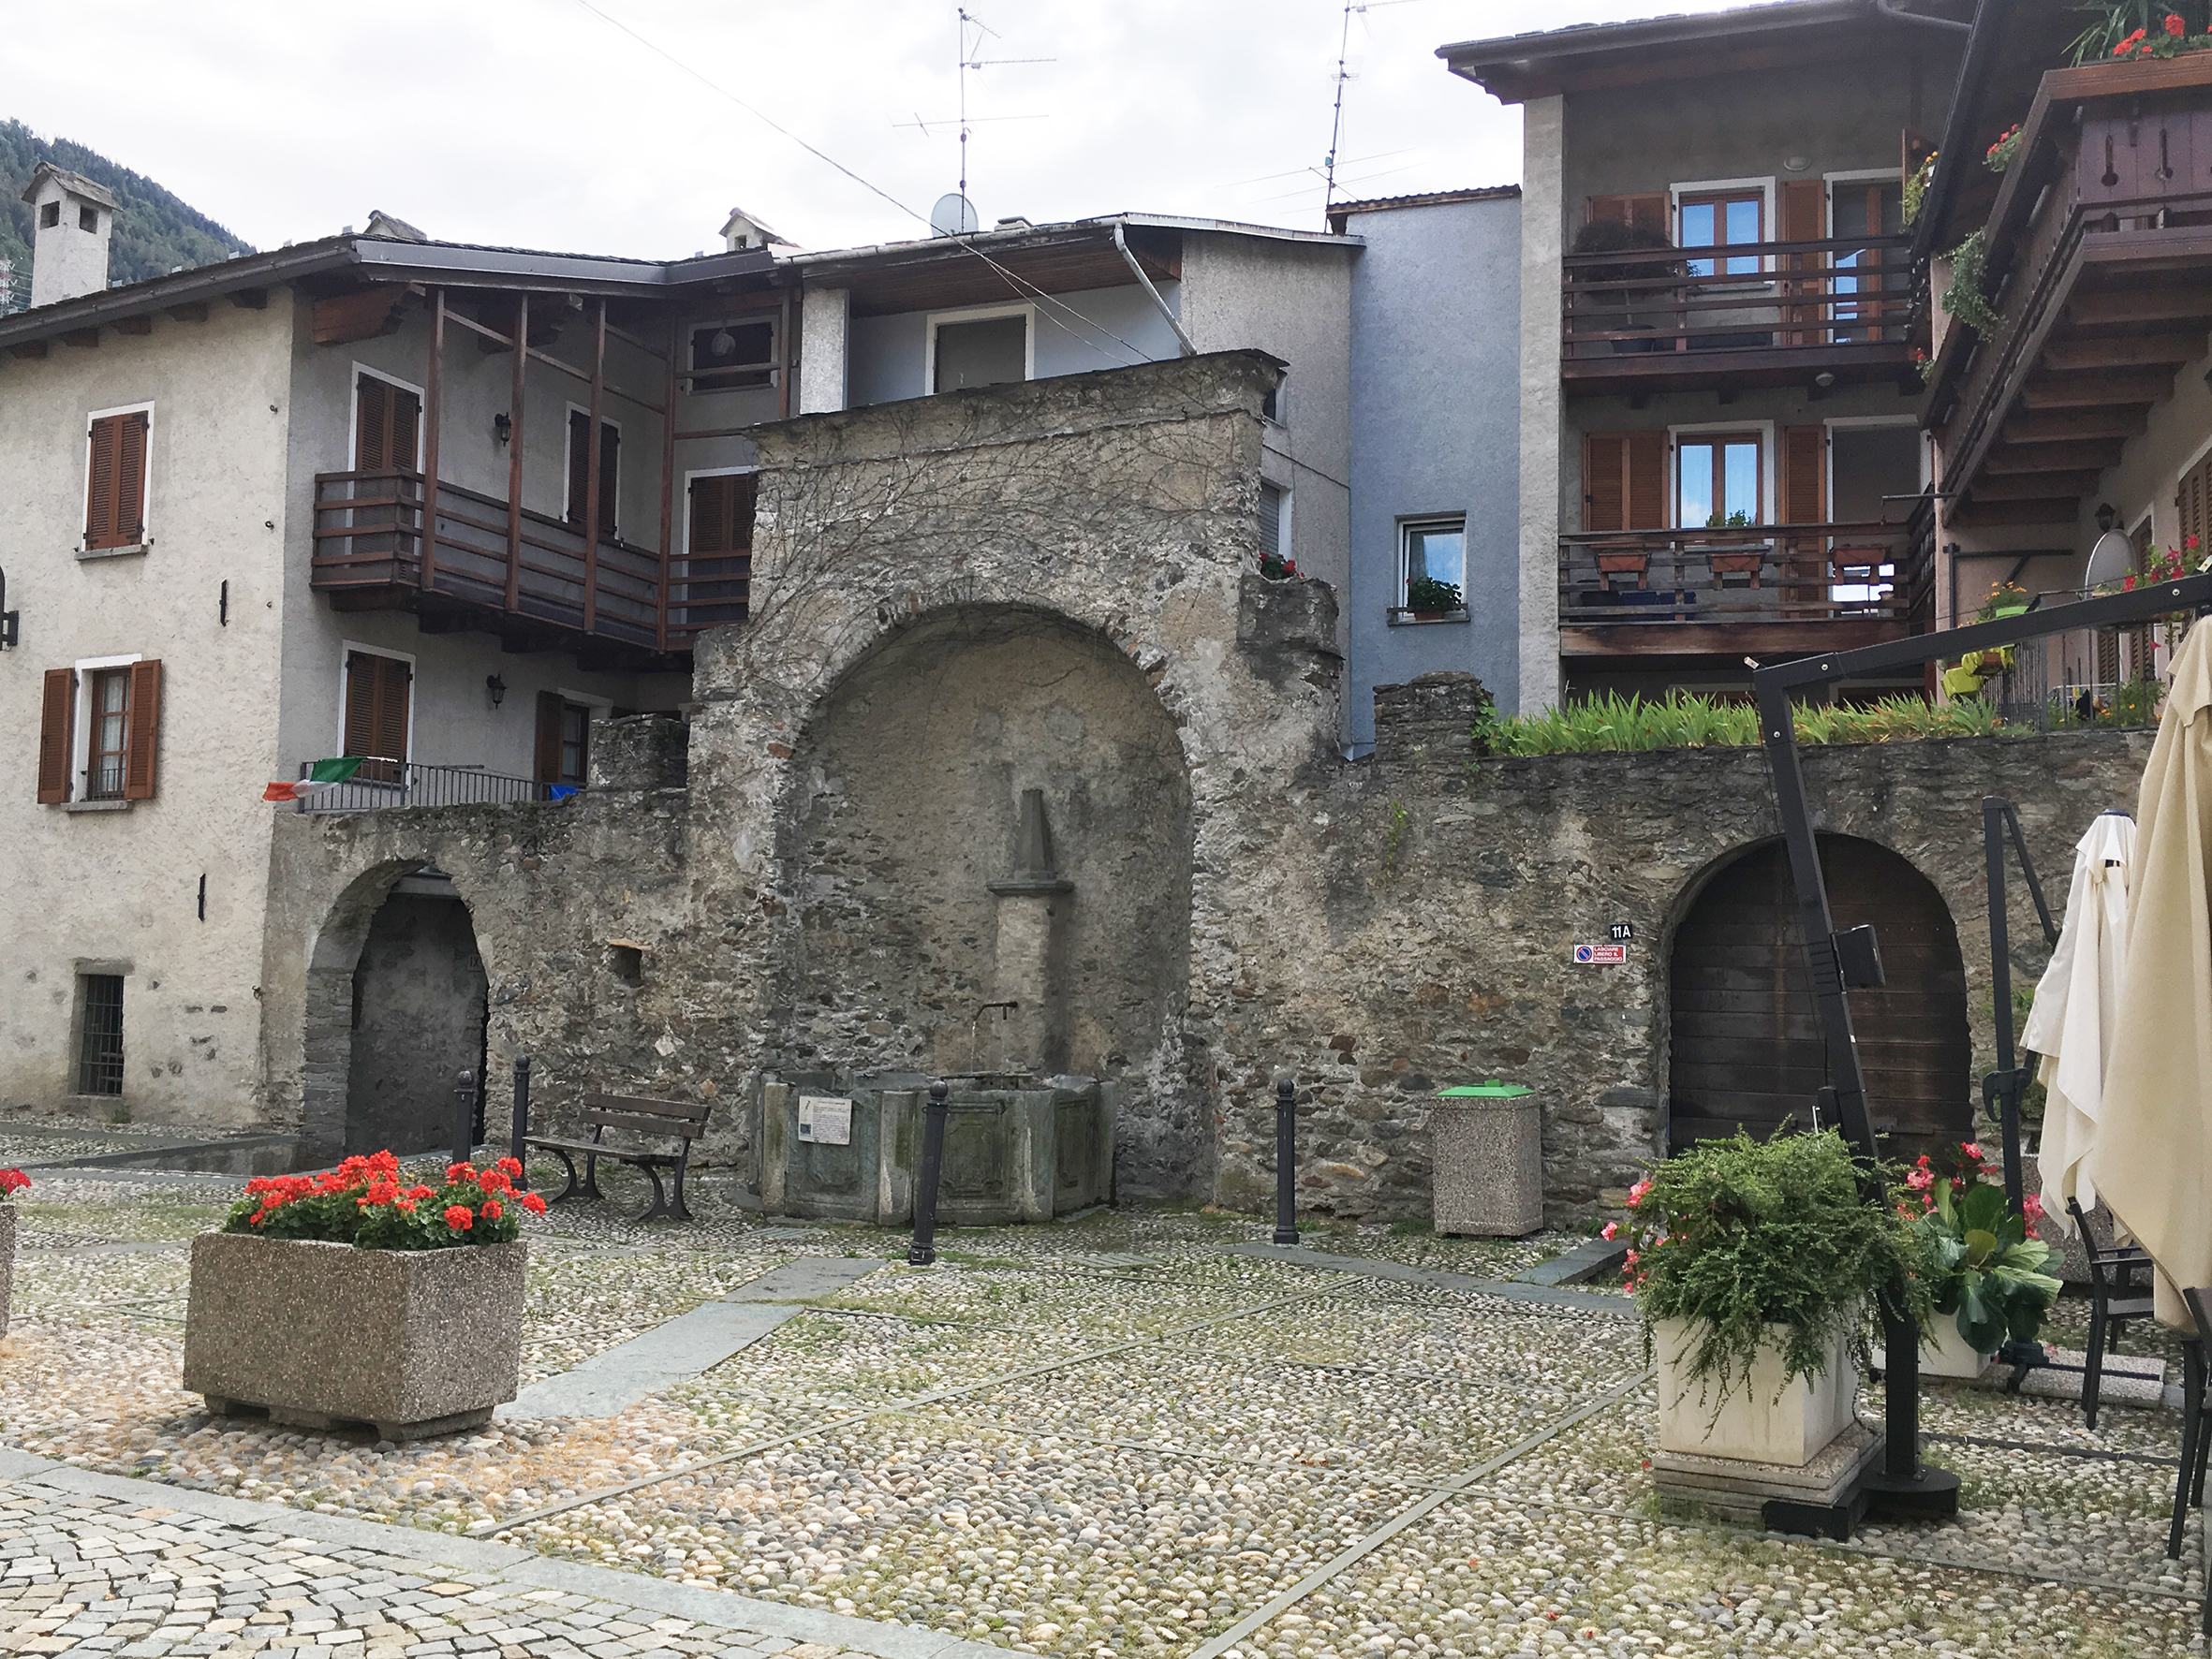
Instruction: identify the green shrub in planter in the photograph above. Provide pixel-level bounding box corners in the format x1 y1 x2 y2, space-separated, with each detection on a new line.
1611 1129 1932 1395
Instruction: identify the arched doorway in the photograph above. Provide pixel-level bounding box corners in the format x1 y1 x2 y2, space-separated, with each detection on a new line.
302 864 488 1161
1669 836 1971 1162
788 606 1195 1197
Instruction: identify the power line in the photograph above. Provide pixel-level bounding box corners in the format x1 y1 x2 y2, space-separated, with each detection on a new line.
569 0 1150 367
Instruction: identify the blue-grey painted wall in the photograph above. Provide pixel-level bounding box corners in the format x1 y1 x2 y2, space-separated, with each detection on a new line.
1344 191 1524 745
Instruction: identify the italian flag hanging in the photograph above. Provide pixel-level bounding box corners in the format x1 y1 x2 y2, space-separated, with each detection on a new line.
263 756 366 802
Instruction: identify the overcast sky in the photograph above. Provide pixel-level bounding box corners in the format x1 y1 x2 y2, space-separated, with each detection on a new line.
6 0 1750 259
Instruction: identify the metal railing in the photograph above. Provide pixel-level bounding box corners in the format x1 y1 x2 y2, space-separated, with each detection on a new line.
292 760 564 813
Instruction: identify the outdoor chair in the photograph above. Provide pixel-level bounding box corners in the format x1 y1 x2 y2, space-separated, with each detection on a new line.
2068 1195 2158 1430
2166 1285 2211 1642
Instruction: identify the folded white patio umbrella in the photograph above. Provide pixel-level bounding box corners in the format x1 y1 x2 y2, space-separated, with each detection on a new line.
2097 619 2212 1329
2026 810 2136 1232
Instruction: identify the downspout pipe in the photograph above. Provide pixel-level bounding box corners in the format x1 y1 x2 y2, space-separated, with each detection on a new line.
1873 0 1970 33
1113 222 1198 358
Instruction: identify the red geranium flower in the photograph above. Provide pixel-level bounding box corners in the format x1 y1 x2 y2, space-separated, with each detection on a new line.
2168 13 2188 36
520 1192 548 1215
496 1157 524 1178
444 1204 474 1230
0 1169 31 1197
447 1163 477 1182
481 1199 502 1221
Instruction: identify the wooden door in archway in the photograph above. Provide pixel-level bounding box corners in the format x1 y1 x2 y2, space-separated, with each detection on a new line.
1668 836 1972 1161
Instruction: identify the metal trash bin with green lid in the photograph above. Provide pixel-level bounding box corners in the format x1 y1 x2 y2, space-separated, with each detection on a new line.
1431 1081 1541 1237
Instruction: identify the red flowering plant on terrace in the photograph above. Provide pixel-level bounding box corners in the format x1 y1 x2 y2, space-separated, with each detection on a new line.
221 1152 545 1250
0 1169 29 1199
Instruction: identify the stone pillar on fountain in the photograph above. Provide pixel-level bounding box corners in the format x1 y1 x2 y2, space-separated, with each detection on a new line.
987 789 1073 1075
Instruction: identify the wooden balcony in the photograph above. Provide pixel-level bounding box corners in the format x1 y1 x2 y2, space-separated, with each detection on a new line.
1930 54 2212 529
311 471 748 663
1558 517 1933 659
1561 233 1917 398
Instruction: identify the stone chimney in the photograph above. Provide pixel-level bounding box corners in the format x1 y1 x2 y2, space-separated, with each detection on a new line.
719 207 792 253
22 162 118 309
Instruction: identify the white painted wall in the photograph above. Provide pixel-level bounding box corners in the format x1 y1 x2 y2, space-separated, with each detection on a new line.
1517 95 1567 716
0 299 295 1124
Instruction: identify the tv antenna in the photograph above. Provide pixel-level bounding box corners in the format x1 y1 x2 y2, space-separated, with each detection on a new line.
894 8 1052 217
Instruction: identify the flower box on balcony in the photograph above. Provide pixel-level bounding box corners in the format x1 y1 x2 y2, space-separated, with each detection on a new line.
183 1232 525 1440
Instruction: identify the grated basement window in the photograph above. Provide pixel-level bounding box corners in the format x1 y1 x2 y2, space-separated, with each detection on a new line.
77 974 124 1096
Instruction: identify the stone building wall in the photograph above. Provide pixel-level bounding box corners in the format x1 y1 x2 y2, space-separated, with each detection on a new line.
255 352 2153 1224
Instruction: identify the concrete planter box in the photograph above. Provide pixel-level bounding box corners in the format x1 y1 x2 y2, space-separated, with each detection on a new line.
1920 1316 1995 1380
183 1233 524 1440
1653 1316 1858 1468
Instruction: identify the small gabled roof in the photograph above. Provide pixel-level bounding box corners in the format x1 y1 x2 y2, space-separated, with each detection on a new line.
22 161 118 212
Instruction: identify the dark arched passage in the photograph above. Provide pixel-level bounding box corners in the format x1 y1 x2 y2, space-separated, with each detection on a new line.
1669 836 1971 1161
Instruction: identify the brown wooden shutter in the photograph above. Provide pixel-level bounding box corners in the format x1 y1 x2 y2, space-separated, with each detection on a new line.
37 668 74 803
2179 452 2212 557
1586 193 1670 238
1582 432 1666 532
344 652 409 782
391 385 420 472
84 413 148 550
568 413 618 533
1778 180 1826 345
689 474 733 552
534 691 565 785
121 659 161 800
1781 426 1827 523
355 376 389 471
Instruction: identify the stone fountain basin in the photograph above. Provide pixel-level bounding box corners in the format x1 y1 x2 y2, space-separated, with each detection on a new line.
758 1071 1114 1226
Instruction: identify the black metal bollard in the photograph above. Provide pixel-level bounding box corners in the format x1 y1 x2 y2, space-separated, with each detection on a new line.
451 1068 476 1170
1274 1077 1300 1245
908 1079 951 1268
509 1057 532 1190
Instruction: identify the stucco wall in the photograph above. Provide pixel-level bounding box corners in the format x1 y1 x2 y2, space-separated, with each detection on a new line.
844 282 1186 409
0 299 296 1124
1342 193 1524 740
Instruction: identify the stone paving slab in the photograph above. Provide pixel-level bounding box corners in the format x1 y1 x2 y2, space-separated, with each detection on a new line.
1222 1243 1634 1317
0 1446 1008 1659
505 1262 886 1421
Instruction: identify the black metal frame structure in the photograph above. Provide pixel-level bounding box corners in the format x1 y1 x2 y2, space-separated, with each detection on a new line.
1750 572 2212 1530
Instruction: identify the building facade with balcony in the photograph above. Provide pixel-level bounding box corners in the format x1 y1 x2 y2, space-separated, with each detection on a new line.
1443 0 1975 707
1918 5 2212 709
0 190 1368 1139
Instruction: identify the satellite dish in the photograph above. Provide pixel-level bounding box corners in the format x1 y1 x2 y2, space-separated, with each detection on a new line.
929 193 981 238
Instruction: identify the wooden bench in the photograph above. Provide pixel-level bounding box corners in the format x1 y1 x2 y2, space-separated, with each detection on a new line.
526 1093 710 1222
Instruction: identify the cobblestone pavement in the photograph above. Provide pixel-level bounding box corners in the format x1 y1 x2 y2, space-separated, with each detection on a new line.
0 1159 2204 1658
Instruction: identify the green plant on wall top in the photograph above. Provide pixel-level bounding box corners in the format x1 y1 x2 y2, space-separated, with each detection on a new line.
1608 1130 1932 1392
1477 689 2004 756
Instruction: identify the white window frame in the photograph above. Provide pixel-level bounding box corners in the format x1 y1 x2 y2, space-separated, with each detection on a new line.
685 315 780 394
682 465 758 557
1670 176 1777 282
82 401 155 551
69 651 144 797
563 403 624 538
347 363 427 472
1260 478 1292 562
1667 419 1777 526
335 640 417 769
924 301 1037 393
1397 515 1467 608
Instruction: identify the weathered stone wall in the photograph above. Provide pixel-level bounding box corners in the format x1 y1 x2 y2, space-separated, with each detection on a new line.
252 354 2153 1226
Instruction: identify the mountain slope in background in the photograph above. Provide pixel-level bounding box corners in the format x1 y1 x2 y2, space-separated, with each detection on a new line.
0 120 254 304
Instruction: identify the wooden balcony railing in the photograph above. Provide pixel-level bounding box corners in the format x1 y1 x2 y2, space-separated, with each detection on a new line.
310 470 749 654
1558 518 1933 652
1562 234 1914 384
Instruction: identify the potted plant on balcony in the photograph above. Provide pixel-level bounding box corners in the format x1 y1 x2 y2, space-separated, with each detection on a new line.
1901 1142 2061 1378
1979 580 2032 621
1608 1130 1927 1470
183 1152 546 1440
1404 575 1465 621
1570 218 1681 352
2072 7 2212 64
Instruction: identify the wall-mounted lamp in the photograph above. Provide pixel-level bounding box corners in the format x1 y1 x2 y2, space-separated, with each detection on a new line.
1813 370 1836 389
485 673 508 710
494 412 512 445
0 565 17 651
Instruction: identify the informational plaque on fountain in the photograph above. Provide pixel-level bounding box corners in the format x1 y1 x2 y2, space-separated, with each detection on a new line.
797 1095 853 1146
